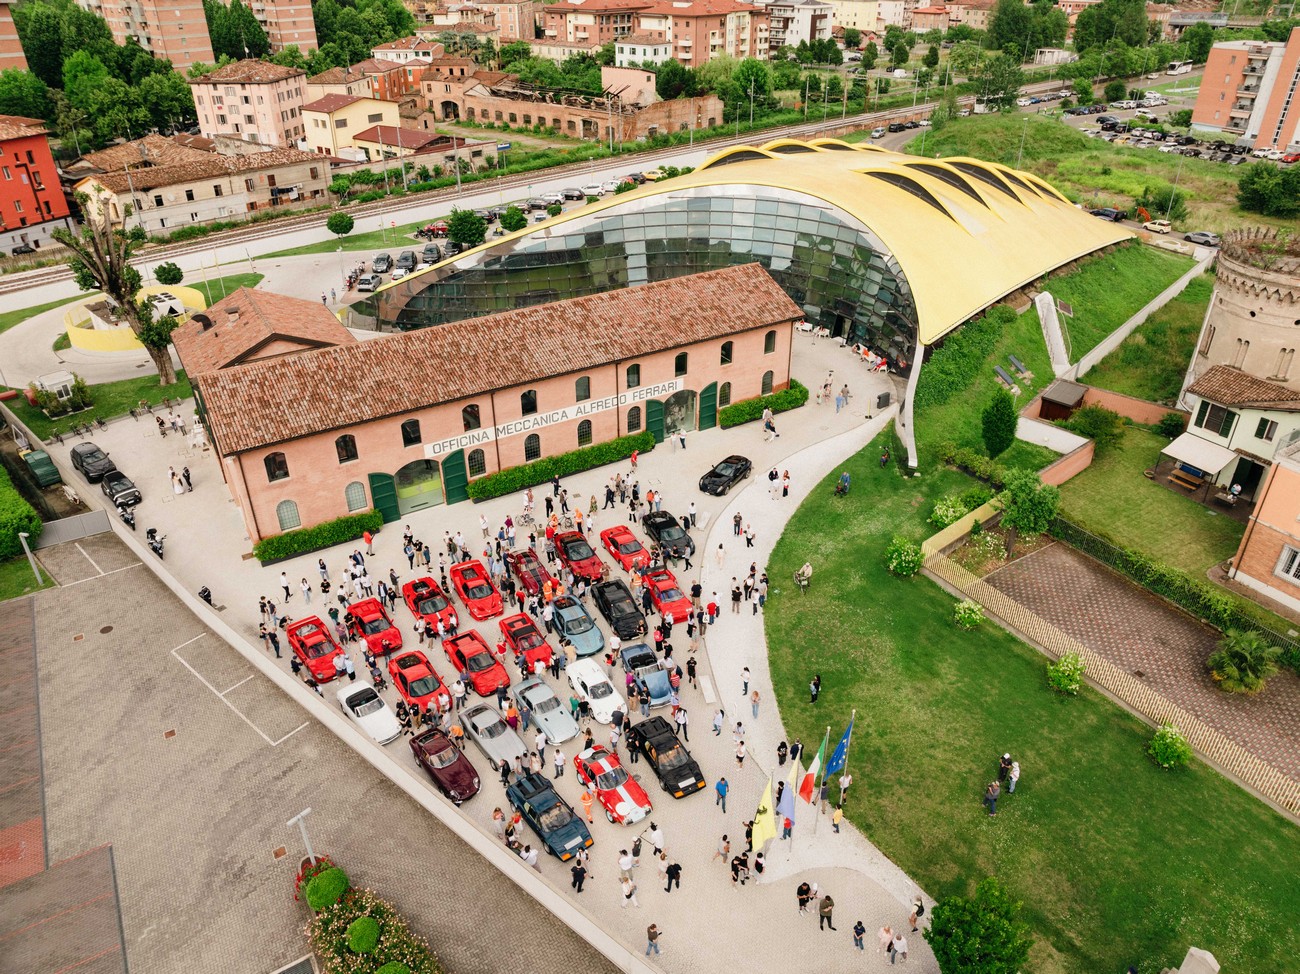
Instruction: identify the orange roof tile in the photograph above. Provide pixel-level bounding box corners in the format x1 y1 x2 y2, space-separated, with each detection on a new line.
1188 365 1300 408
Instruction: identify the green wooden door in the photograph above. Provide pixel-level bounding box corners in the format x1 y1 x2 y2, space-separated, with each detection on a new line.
646 399 665 444
698 382 718 431
442 449 469 504
367 473 400 523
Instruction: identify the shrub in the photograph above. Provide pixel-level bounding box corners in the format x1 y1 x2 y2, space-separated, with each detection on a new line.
347 915 381 953
305 867 350 912
924 877 1032 974
253 510 384 563
981 387 1017 459
1062 403 1126 452
718 379 809 428
1046 652 1085 695
466 432 654 501
913 306 1014 410
948 447 1009 489
1206 629 1281 694
969 517 983 537
885 535 923 576
929 495 969 527
1155 412 1186 439
326 213 355 237
154 261 183 285
294 855 336 901
375 965 412 974
953 599 984 629
960 484 994 510
0 465 43 558
1147 723 1193 770
997 469 1060 553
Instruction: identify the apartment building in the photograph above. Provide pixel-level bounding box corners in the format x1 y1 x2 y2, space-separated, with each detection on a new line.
826 0 878 33
478 0 538 41
189 59 307 147
0 0 26 72
615 32 672 66
909 4 949 31
546 0 768 65
302 94 401 156
946 0 992 30
0 115 73 253
77 0 214 72
758 0 831 52
250 0 318 53
306 67 375 102
1193 27 1300 150
372 36 447 62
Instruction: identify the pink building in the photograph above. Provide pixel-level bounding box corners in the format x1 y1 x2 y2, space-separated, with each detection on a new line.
251 0 319 53
80 0 214 72
1194 28 1300 150
189 59 308 148
910 5 950 31
545 0 769 64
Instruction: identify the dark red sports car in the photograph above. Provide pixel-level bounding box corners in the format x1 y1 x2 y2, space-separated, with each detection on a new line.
643 568 692 623
553 530 606 582
505 548 555 597
388 649 451 713
345 598 402 656
449 559 503 620
410 729 480 804
443 631 510 696
285 616 345 682
499 612 553 671
402 576 459 632
600 525 651 572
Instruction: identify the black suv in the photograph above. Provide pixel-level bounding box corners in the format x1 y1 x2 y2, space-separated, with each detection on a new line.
627 716 706 798
100 469 142 506
887 122 906 133
70 442 116 482
641 510 695 559
593 579 646 639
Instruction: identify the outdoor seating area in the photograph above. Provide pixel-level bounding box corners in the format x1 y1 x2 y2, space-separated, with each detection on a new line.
1150 456 1254 524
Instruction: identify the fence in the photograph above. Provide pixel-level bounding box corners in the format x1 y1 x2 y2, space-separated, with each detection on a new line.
32 509 110 549
922 509 1300 818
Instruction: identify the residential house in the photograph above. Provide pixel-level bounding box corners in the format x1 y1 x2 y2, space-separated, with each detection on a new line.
908 4 949 31
306 67 375 102
302 94 402 157
1193 28 1300 149
478 0 538 41
372 37 447 63
0 115 73 253
189 59 307 147
615 32 673 65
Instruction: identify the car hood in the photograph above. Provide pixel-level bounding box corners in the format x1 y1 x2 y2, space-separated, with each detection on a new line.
639 668 673 704
356 707 402 743
699 470 729 485
432 753 481 798
568 625 605 657
545 818 593 857
587 691 624 724
536 708 580 744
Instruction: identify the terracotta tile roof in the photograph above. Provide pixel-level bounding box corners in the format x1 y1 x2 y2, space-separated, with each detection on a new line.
173 288 356 377
171 133 216 152
444 21 499 31
198 264 801 455
191 59 304 84
618 32 669 43
426 55 476 66
75 134 211 174
82 146 324 194
0 115 48 141
307 66 369 85
351 58 407 73
352 125 449 148
303 93 366 114
1187 365 1300 407
375 37 445 52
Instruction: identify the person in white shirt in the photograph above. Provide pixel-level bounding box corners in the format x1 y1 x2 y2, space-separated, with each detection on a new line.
534 730 548 764
520 844 541 871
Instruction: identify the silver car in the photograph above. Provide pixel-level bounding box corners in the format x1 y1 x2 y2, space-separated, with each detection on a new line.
551 594 605 657
514 677 580 744
461 702 527 771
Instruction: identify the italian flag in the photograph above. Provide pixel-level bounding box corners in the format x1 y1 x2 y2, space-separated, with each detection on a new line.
798 732 827 803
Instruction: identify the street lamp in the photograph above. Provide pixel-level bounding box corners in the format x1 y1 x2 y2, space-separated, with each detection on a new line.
17 532 42 586
287 808 319 866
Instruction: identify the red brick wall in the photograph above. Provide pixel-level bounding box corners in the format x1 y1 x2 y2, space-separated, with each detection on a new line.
1081 387 1184 426
1040 440 1094 486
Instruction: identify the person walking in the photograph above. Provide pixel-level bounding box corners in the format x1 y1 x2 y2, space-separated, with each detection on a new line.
580 789 594 823
819 894 837 931
1009 760 1021 794
715 777 728 813
300 578 313 604
810 674 821 703
266 629 281 658
983 780 1000 817
664 861 681 893
797 881 812 914
621 877 640 909
777 740 788 766
735 741 746 768
832 804 843 833
890 932 908 964
520 844 541 872
878 925 895 954
712 834 730 863
553 747 565 778
570 861 587 893
853 920 867 951
674 707 689 740
280 571 292 602
909 895 924 932
839 771 853 805
741 667 750 694
712 709 724 736
645 924 661 956
750 690 760 718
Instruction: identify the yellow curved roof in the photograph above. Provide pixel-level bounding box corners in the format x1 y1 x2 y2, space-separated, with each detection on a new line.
387 138 1132 346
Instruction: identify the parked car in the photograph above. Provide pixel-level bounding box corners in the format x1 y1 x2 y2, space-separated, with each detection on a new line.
499 612 552 671
626 715 706 798
601 179 623 194
525 197 550 211
553 530 605 582
100 469 141 506
887 122 905 133
561 187 586 200
356 274 379 292
592 579 646 640
698 454 752 495
600 525 651 572
473 208 497 223
505 547 556 597
1143 219 1172 233
391 266 409 281
513 676 579 744
346 597 402 656
70 442 116 482
1089 207 1125 222
395 250 417 270
642 169 665 181
642 568 692 623
286 616 345 683
870 127 885 139
443 630 510 696
505 772 593 860
624 172 647 184
422 242 442 264
11 243 35 255
641 510 695 559
550 593 605 658
461 702 527 771
389 649 451 713
573 744 651 824
410 728 480 804
619 643 672 707
372 253 392 274
567 658 627 725
1184 231 1221 246
401 577 459 633
448 559 503 620
581 183 604 197
443 240 466 256
337 682 402 745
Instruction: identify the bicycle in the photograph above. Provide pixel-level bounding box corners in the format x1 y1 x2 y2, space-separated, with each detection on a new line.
94 416 107 431
518 508 535 527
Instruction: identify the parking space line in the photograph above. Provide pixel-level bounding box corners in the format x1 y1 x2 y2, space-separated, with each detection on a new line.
219 675 254 696
74 543 104 576
58 563 143 589
170 636 274 746
272 722 310 747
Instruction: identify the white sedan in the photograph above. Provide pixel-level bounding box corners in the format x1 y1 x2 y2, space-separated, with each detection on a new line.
337 683 402 745
567 658 626 725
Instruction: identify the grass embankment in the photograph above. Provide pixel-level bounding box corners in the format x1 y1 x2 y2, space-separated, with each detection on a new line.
4 372 192 440
1083 273 1213 405
765 433 1300 974
0 555 54 601
189 272 264 305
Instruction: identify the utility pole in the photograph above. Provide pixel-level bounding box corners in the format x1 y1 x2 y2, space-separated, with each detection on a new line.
749 78 755 127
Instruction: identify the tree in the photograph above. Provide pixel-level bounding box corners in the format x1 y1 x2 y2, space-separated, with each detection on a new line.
326 212 355 238
498 40 532 67
1103 79 1126 103
656 58 691 100
1237 163 1300 217
447 208 486 247
948 40 983 76
0 69 53 120
988 0 1032 56
996 469 1060 555
137 71 196 132
1207 630 1282 694
861 41 879 71
891 40 910 68
595 41 616 66
1136 184 1188 223
924 878 1032 974
1184 21 1213 63
154 261 183 285
981 387 1017 458
924 44 940 69
843 28 861 48
53 196 176 385
930 87 958 132
972 52 1023 110
1072 0 1148 52
1073 77 1094 105
499 205 527 232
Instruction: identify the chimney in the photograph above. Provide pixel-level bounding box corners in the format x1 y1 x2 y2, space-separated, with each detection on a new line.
226 307 240 324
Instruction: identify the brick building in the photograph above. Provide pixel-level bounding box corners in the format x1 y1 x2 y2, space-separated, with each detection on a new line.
0 115 73 253
78 0 214 72
1192 27 1300 150
1231 442 1300 614
0 0 26 72
478 0 538 41
189 59 307 147
179 264 799 541
250 0 318 53
544 0 769 63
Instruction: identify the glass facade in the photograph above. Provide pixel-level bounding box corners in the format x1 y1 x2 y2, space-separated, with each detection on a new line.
370 186 920 370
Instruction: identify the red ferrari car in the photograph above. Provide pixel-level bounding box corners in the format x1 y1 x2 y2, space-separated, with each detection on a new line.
449 559 503 620
553 530 606 582
600 525 651 572
286 616 345 682
499 612 553 671
389 649 451 713
643 568 692 623
505 548 555 597
443 631 510 696
573 745 652 825
402 577 459 633
346 598 402 655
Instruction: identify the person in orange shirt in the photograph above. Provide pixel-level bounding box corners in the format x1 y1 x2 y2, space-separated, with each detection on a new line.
543 579 554 603
580 788 595 823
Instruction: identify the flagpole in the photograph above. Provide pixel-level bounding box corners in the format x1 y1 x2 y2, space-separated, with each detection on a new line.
812 727 830 835
843 708 857 781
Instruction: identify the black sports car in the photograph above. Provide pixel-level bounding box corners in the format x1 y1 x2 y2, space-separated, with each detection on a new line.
592 579 646 639
505 772 593 860
641 511 695 559
699 455 752 495
100 469 141 506
626 716 706 798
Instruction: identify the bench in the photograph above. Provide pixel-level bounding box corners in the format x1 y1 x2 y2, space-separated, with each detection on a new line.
1008 354 1032 378
994 365 1020 390
1168 469 1202 492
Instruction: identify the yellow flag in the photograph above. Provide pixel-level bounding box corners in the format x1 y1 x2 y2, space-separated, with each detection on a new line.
750 780 778 852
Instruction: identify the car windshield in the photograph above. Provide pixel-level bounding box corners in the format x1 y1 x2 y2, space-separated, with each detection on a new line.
596 766 628 789
588 681 612 700
478 716 507 738
82 449 107 463
658 587 684 603
362 617 389 635
417 594 449 614
533 694 560 714
563 613 593 634
409 675 440 698
659 524 686 543
466 581 492 600
427 745 460 769
538 803 574 830
610 601 638 619
517 632 543 651
656 743 690 770
465 652 495 673
349 688 383 715
563 538 596 560
618 541 643 555
714 463 736 477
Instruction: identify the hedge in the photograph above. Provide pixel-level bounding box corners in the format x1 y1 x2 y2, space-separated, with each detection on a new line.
0 465 42 559
347 915 381 954
308 888 441 974
913 306 1015 411
465 431 655 501
305 867 350 912
254 510 384 564
718 379 809 429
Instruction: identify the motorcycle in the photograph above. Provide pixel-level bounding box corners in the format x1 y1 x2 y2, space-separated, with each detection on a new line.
146 527 166 559
198 586 213 605
117 502 136 531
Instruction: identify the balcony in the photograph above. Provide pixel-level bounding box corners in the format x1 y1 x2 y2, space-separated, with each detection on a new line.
1229 107 1252 118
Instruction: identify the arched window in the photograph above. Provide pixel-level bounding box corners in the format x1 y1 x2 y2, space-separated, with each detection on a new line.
764 330 777 354
626 364 641 388
468 448 486 477
719 382 731 407
761 370 774 395
276 499 301 530
627 406 642 433
674 352 688 377
720 341 733 365
264 451 289 482
521 389 538 416
524 433 541 461
462 404 480 431
401 419 421 446
577 419 593 446
575 376 591 402
335 434 358 464
344 481 367 512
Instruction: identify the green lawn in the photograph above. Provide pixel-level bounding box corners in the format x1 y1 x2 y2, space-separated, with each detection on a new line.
260 220 428 259
1059 425 1243 575
4 371 192 441
1082 273 1212 405
0 294 82 337
190 272 264 306
766 431 1300 974
0 554 54 601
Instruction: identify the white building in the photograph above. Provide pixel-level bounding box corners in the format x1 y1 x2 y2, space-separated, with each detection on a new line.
758 0 833 51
